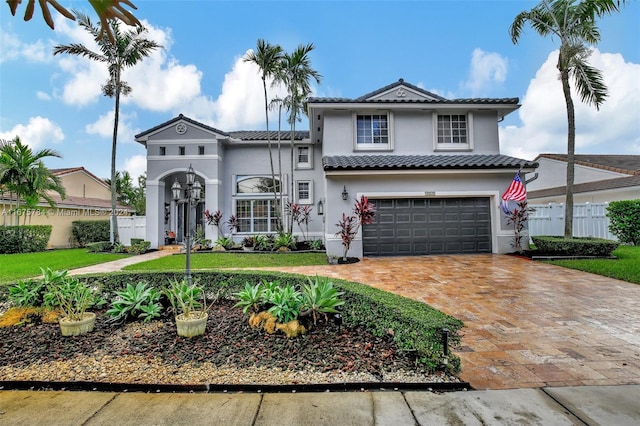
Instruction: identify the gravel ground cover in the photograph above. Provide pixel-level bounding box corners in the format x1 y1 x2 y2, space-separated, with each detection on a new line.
0 300 459 386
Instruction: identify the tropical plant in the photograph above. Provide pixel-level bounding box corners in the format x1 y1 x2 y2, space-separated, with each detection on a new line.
309 239 324 250
215 236 233 250
241 236 255 248
7 278 44 308
278 44 322 233
301 276 344 325
286 202 313 241
510 0 630 238
274 231 297 250
233 282 265 314
106 281 162 323
336 196 376 260
244 39 285 231
6 0 142 43
254 234 274 251
505 201 536 253
53 12 161 243
105 170 146 215
0 136 66 226
111 241 126 253
48 274 98 322
164 278 206 319
266 284 304 323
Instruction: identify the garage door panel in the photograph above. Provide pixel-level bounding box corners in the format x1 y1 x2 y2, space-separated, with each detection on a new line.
363 197 492 256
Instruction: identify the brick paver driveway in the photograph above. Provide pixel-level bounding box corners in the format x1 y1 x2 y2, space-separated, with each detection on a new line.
265 254 640 390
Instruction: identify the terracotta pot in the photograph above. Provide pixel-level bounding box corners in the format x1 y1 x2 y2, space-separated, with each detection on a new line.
175 312 208 337
59 312 96 336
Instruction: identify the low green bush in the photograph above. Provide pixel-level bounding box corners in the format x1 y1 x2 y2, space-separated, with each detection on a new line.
128 240 150 255
72 221 109 247
85 241 112 253
130 238 144 246
0 225 52 254
531 236 619 256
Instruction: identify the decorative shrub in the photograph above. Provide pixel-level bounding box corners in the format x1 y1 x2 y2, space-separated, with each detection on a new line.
0 225 52 254
128 240 150 255
85 241 112 253
130 238 144 246
72 221 109 247
531 236 619 256
607 199 640 245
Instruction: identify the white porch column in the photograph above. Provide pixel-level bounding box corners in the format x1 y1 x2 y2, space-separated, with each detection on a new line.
204 178 221 242
146 180 165 249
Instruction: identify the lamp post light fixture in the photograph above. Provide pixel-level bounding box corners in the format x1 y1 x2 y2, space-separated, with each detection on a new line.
172 164 202 286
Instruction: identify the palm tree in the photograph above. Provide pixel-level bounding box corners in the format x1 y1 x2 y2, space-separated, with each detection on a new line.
244 39 285 232
510 0 629 238
279 44 322 232
0 136 66 226
53 12 160 243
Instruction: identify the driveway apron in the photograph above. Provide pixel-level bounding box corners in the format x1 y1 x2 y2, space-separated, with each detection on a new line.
261 254 640 390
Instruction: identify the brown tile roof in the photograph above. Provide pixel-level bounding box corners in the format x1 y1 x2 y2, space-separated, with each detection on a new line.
535 154 640 175
528 174 640 199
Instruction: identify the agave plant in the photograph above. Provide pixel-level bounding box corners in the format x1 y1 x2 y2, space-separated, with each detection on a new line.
301 276 345 325
233 282 265 314
106 281 162 323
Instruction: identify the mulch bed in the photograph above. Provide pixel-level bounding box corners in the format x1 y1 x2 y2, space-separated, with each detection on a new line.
0 300 457 387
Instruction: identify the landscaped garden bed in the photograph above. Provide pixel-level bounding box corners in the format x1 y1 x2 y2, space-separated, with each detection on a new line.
0 270 464 389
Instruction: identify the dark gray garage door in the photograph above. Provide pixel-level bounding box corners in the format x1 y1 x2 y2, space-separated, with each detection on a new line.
362 198 492 256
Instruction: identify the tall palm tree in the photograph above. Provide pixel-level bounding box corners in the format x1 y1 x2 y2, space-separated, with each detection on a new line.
0 136 66 226
279 44 322 233
244 39 285 232
510 0 629 238
53 12 160 243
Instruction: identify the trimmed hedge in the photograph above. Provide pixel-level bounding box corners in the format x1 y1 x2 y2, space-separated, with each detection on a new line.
607 199 640 245
72 220 110 247
531 236 619 256
0 225 52 254
58 270 464 372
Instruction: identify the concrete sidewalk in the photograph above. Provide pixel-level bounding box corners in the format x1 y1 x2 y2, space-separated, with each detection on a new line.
67 249 174 276
1 385 639 425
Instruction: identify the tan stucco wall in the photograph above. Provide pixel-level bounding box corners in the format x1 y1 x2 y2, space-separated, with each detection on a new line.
2 203 113 248
57 171 111 199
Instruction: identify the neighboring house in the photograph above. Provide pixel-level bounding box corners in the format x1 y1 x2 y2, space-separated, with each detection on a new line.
526 154 640 204
1 167 133 248
136 79 537 256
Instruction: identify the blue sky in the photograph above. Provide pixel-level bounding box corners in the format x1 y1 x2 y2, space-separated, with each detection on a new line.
1 0 639 180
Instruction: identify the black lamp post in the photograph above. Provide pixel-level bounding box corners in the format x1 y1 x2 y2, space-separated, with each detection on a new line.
171 164 202 286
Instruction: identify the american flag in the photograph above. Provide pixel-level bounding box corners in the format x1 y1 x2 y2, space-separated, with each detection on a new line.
501 171 527 213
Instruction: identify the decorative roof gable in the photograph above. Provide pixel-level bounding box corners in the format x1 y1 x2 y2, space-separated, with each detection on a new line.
135 114 229 143
356 78 446 102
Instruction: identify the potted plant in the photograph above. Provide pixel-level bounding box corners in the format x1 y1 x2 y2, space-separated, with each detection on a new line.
242 236 255 251
44 268 99 336
164 278 208 337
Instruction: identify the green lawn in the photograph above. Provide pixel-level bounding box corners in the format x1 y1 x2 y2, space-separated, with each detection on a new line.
0 249 129 284
124 252 328 271
545 245 640 284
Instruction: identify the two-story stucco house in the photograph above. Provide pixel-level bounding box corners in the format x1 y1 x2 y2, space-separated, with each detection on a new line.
135 79 537 257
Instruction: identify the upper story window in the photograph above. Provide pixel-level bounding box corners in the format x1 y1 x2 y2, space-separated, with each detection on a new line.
179 146 186 156
433 113 473 151
296 146 312 169
354 112 393 151
159 146 166 156
198 146 205 155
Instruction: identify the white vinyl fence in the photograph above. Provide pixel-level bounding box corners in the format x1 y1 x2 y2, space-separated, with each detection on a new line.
117 216 146 246
528 203 617 241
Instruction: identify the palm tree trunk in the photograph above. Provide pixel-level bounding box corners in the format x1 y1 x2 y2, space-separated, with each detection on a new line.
277 103 284 231
262 79 281 233
110 72 121 244
289 118 296 234
561 67 575 239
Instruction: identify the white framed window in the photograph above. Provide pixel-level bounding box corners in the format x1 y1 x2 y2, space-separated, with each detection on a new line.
296 180 312 204
354 112 393 151
296 146 312 169
433 112 473 151
234 175 282 233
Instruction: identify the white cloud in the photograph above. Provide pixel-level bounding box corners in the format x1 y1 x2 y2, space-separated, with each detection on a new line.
36 91 52 101
85 111 137 144
0 29 49 63
123 155 147 179
462 48 508 97
500 49 640 160
0 116 64 149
